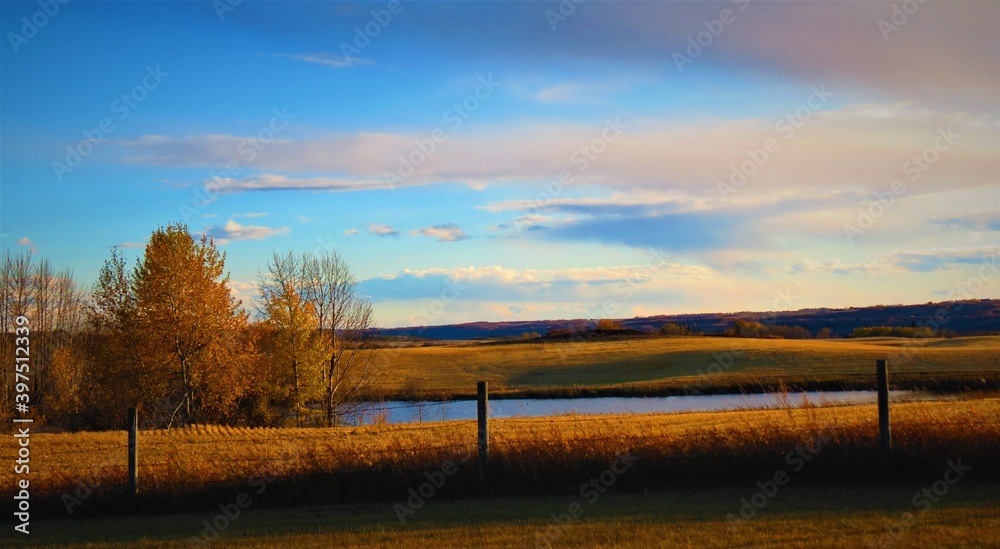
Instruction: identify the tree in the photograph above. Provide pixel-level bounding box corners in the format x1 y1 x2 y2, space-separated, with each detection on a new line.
1 250 86 425
35 263 87 422
725 320 811 339
131 223 251 425
256 252 327 426
595 318 624 331
1 251 34 419
300 250 380 427
85 249 150 425
660 323 697 336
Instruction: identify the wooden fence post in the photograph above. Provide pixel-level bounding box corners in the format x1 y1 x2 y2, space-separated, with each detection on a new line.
477 381 489 488
876 360 891 475
127 406 138 495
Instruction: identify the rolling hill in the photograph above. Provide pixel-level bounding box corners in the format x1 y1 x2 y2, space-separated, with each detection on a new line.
377 299 1000 340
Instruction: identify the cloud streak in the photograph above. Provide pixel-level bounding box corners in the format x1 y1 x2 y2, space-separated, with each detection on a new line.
271 52 372 68
410 223 469 242
116 103 998 203
368 223 398 237
203 219 290 244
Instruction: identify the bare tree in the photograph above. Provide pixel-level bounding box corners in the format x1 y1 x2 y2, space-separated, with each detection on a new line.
300 251 380 427
1 251 86 422
44 271 88 421
0 251 32 418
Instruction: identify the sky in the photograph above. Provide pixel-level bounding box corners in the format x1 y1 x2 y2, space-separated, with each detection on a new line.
1 0 998 328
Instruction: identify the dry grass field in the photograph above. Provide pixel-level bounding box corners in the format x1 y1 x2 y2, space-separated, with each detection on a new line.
11 484 1000 548
6 336 997 546
370 335 1000 397
4 398 1000 547
7 397 998 512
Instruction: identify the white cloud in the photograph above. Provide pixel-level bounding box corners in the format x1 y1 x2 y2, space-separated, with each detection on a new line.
533 83 584 103
789 258 899 276
116 103 998 202
381 263 713 285
789 245 1000 276
204 174 397 193
271 52 372 68
368 223 398 237
16 238 37 253
226 280 258 308
344 228 360 236
204 219 290 244
409 223 469 242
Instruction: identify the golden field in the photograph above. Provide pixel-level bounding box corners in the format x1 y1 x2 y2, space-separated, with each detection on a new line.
5 336 998 547
4 397 1000 548
7 397 999 509
369 335 1000 397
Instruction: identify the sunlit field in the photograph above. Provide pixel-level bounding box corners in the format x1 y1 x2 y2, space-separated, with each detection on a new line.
4 0 999 545
4 398 999 547
370 335 1000 398
7 399 998 511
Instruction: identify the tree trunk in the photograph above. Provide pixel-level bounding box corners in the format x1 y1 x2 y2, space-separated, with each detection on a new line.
180 356 192 422
292 357 300 427
326 352 337 427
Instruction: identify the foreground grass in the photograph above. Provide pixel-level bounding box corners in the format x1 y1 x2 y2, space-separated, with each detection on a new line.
8 483 1000 548
6 399 998 514
371 335 1000 398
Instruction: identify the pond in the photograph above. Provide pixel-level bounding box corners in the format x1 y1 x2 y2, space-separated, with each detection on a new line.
344 390 918 425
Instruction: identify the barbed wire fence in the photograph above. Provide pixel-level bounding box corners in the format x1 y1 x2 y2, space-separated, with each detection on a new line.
8 361 998 511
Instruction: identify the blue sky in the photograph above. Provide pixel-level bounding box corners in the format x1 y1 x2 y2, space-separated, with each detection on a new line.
2 1 998 327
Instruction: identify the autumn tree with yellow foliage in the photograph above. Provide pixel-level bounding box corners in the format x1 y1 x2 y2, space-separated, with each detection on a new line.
88 223 252 427
256 251 327 426
255 249 381 427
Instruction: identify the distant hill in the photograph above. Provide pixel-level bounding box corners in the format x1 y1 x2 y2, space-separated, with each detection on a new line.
377 299 1000 340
